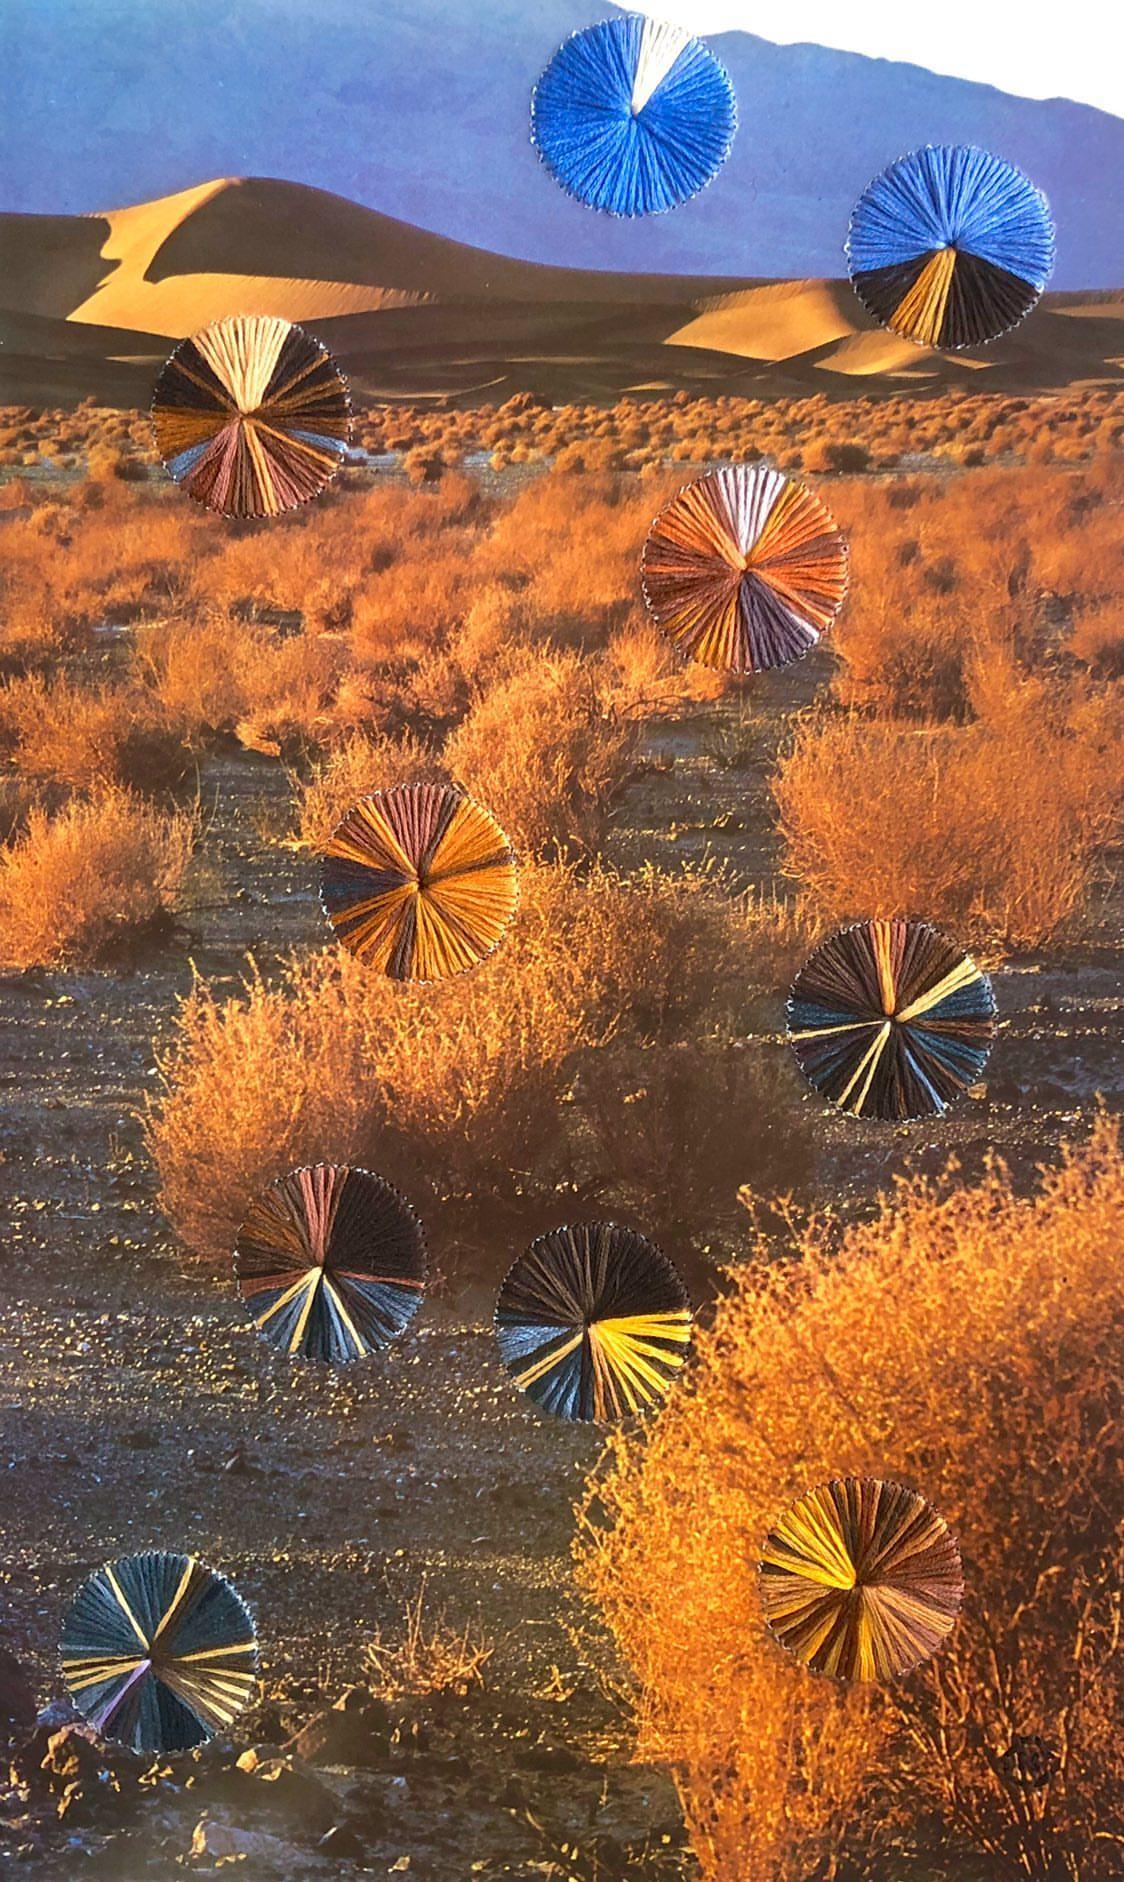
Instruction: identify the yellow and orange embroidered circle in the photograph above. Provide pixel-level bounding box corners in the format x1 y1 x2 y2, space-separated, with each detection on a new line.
759 1477 963 1680
319 783 518 981
641 464 848 672
495 1221 692 1423
152 314 351 516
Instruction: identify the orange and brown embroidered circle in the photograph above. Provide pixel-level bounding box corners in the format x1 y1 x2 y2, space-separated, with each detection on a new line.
152 314 351 517
319 783 518 981
641 464 848 672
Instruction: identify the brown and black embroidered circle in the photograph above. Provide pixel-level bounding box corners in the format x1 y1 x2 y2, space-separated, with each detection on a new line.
152 315 351 516
234 1164 427 1362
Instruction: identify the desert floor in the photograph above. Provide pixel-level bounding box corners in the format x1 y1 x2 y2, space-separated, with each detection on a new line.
0 570 1119 1875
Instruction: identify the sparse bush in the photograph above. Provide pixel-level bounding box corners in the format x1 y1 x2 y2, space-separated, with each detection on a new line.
772 695 1122 947
0 788 195 967
578 1119 1124 1880
146 863 775 1269
364 1583 493 1699
443 649 638 858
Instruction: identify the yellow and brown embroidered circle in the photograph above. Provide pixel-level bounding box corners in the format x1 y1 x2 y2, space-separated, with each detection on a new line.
152 315 351 517
495 1221 692 1422
760 1477 963 1680
319 783 518 980
641 465 849 672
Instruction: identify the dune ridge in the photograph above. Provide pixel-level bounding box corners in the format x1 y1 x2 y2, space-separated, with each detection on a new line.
0 176 1119 406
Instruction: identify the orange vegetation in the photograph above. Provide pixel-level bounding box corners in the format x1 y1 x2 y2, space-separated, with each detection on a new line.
145 863 809 1269
577 1118 1124 1879
0 788 195 968
773 686 1123 947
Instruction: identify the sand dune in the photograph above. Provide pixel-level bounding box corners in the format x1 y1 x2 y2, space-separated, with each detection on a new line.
0 176 1119 406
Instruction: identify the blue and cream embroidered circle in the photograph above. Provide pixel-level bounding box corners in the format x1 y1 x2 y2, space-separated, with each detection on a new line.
234 1163 427 1363
846 146 1054 349
531 16 736 216
59 1552 258 1754
787 918 996 1121
495 1221 692 1422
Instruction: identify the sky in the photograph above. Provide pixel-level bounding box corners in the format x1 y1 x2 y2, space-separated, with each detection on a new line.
0 0 1120 285
642 1 1124 117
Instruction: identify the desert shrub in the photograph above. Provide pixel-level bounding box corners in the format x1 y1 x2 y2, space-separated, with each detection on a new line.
599 622 727 718
0 673 188 793
364 1583 493 1699
296 729 447 850
578 1120 1124 1880
443 649 638 858
828 458 1124 719
772 694 1122 947
0 787 195 968
146 863 772 1269
1070 603 1124 679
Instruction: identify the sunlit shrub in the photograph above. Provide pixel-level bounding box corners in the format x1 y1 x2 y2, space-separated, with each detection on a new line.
578 1119 1124 1879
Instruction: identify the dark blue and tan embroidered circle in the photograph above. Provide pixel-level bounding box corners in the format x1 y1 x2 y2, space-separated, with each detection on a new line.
787 918 996 1121
152 315 351 516
59 1552 258 1753
234 1164 427 1363
531 16 736 216
846 146 1054 349
495 1222 692 1423
320 783 518 981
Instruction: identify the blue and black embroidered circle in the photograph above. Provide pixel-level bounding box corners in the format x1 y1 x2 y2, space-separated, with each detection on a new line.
846 146 1054 349
531 17 736 217
495 1222 692 1423
234 1163 427 1363
787 918 996 1121
60 1552 258 1754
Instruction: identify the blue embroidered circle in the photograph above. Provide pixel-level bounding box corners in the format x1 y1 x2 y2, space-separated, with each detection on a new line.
531 16 736 217
846 146 1055 349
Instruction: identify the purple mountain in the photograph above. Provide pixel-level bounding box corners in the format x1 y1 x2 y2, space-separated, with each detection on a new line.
0 0 1119 287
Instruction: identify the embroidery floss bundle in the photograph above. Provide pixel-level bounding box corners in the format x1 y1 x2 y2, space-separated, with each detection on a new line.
152 315 351 516
787 918 996 1121
847 146 1055 349
759 1478 963 1680
234 1164 427 1363
495 1222 692 1423
531 16 736 216
320 783 518 980
641 465 849 671
60 1552 258 1752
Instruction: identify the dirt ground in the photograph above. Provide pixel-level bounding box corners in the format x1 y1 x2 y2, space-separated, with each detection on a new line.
0 620 1119 1877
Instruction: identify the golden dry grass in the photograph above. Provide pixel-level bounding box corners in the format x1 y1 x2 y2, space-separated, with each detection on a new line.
364 1582 494 1700
145 861 795 1267
0 787 195 968
772 687 1123 947
577 1118 1124 1880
